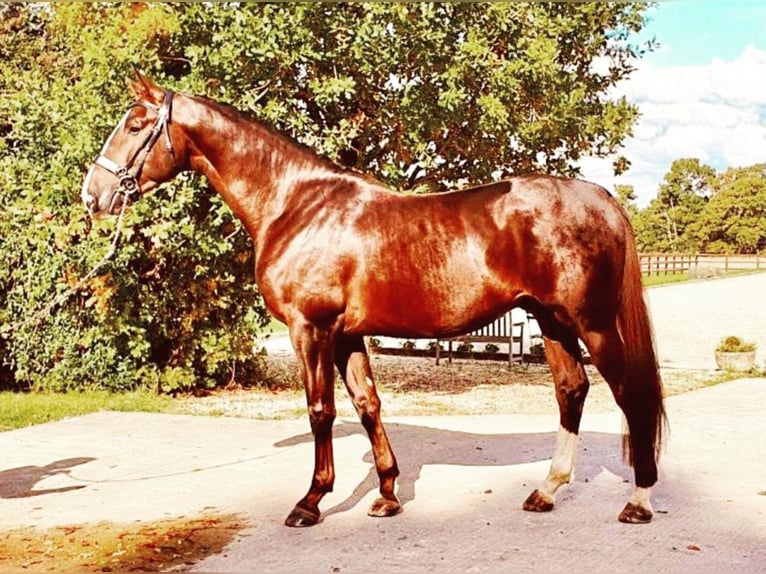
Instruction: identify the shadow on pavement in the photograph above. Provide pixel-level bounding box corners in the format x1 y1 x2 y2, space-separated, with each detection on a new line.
276 421 630 519
0 457 95 498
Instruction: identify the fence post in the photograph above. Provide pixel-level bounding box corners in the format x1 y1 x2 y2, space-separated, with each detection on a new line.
639 252 764 276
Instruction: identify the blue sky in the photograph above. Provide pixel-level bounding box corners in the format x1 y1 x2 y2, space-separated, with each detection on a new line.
640 1 766 67
580 1 766 206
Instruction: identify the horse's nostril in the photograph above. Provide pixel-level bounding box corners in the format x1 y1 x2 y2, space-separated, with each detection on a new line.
83 193 98 213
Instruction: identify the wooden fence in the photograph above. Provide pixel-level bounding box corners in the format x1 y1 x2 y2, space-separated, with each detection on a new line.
639 253 764 276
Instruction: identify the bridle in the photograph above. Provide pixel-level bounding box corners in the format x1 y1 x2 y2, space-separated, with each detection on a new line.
93 90 175 210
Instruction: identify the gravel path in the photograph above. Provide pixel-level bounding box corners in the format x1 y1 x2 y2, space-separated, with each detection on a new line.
647 272 766 370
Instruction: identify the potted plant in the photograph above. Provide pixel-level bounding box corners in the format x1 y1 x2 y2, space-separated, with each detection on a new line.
401 340 417 355
715 336 757 371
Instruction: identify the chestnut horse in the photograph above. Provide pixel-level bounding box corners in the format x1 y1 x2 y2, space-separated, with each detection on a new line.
82 74 666 526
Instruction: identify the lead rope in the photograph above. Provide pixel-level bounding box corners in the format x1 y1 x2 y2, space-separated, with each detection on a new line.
0 198 129 340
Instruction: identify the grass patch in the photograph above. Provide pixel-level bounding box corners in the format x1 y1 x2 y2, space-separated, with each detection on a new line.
0 391 175 432
660 367 750 396
261 316 288 334
643 273 692 287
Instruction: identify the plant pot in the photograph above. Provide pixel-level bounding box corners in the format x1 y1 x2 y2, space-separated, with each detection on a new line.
714 350 756 372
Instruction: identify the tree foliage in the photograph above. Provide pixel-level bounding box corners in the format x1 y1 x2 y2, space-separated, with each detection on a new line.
0 2 654 391
633 159 716 252
1 3 266 392
632 160 766 254
689 165 766 254
614 184 639 219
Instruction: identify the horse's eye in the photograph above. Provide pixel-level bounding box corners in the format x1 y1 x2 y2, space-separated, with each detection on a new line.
127 125 141 134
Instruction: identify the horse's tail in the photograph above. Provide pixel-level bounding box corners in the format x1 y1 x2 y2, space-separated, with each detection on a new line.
617 213 667 466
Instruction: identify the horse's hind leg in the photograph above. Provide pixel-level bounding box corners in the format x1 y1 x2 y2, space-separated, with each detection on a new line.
335 335 401 518
581 327 658 523
524 332 590 513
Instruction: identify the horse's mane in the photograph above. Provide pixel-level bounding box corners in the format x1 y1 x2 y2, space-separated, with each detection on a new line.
189 93 346 174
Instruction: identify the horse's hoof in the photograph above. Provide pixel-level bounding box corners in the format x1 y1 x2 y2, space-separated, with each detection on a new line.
618 502 653 524
522 489 555 512
285 504 320 527
368 496 402 518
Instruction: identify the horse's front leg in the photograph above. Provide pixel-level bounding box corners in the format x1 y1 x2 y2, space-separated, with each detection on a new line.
523 334 589 513
335 334 401 518
284 319 339 527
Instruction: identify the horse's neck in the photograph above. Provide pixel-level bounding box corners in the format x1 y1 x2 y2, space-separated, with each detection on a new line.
182 96 339 251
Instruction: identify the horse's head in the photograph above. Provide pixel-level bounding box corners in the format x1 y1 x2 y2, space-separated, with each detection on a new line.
81 72 186 216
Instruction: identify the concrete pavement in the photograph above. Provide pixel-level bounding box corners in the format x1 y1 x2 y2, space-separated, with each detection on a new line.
1 379 764 572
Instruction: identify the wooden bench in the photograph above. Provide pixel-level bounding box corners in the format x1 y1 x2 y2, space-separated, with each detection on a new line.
435 311 529 367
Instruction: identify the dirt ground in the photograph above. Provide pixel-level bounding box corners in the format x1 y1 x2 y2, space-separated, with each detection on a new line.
0 514 246 572
176 352 733 420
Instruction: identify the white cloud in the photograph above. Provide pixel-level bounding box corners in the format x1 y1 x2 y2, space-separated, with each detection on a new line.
580 45 766 207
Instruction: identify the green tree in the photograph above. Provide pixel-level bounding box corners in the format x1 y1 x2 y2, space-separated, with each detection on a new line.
0 2 655 391
688 165 766 254
1 3 268 392
634 158 716 252
615 184 639 219
170 2 651 188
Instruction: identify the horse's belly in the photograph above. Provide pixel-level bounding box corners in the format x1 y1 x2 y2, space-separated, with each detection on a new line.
344 281 515 339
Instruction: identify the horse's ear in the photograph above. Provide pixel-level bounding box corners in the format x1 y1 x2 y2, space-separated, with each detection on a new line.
126 70 164 106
